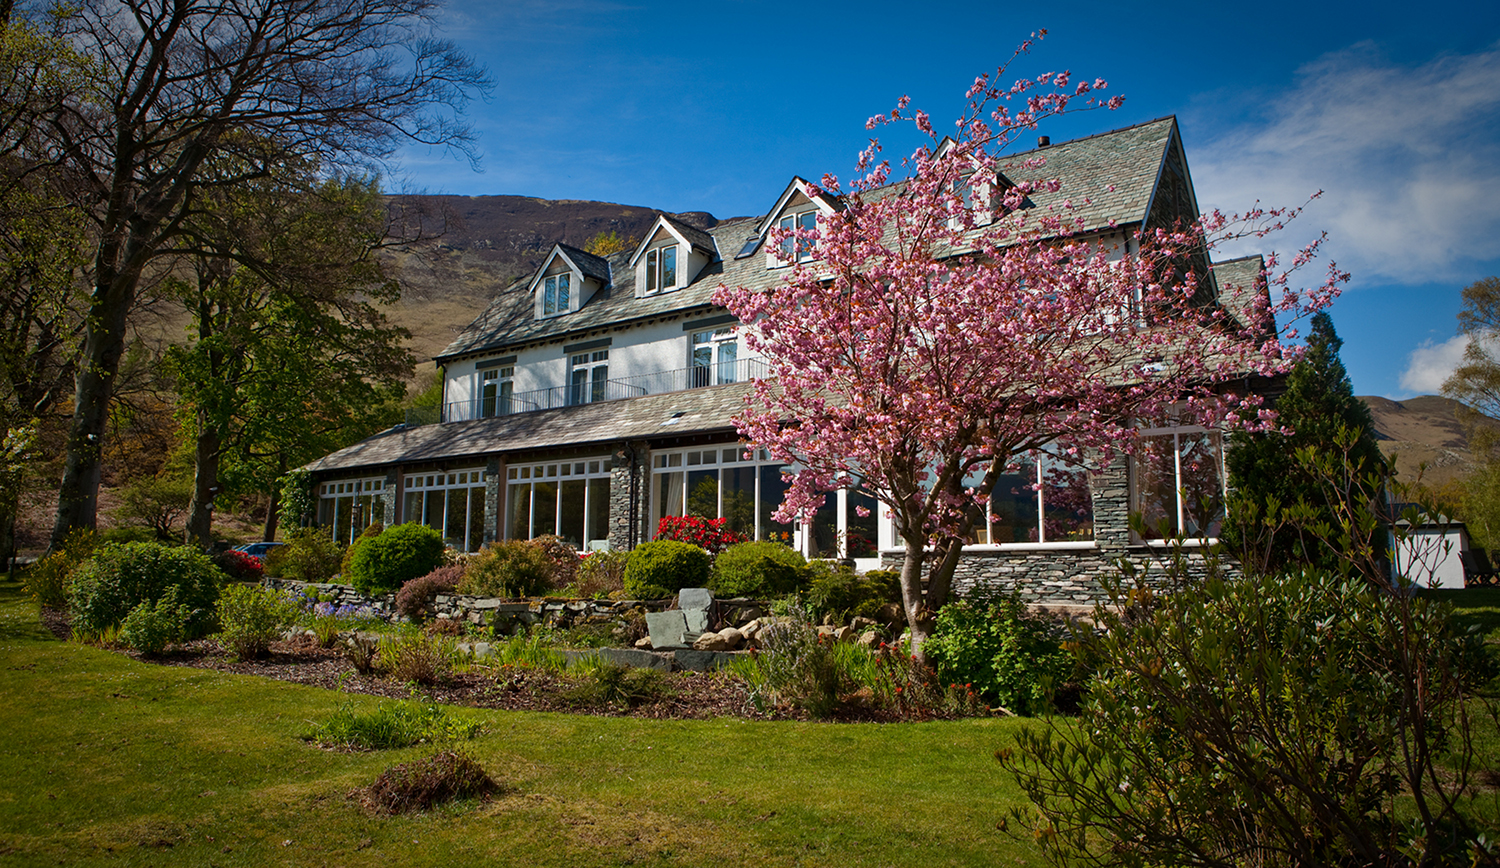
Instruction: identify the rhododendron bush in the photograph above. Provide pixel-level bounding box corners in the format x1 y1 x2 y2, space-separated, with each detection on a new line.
714 35 1344 661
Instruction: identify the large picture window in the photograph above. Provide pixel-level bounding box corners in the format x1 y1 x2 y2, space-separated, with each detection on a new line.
653 446 794 545
964 450 1095 546
317 477 386 545
403 469 487 552
507 458 611 550
1131 427 1225 541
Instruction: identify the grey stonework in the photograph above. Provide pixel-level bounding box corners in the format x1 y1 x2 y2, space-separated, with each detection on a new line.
609 440 650 551
380 470 400 526
485 456 503 545
880 454 1236 606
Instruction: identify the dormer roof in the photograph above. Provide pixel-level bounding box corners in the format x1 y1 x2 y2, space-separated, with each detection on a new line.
756 176 843 238
529 243 610 291
628 214 718 266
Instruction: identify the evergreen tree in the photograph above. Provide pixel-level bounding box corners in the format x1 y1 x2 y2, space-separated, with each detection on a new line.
1225 311 1385 571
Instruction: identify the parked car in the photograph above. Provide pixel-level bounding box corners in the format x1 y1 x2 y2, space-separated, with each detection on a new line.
233 541 285 560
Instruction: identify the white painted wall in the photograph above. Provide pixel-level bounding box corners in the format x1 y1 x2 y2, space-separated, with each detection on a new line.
1395 525 1469 589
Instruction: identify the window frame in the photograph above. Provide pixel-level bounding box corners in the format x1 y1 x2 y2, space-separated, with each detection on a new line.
690 327 738 387
1129 423 1226 545
479 366 514 418
773 208 819 266
643 244 678 294
568 349 609 406
541 271 572 317
505 457 612 548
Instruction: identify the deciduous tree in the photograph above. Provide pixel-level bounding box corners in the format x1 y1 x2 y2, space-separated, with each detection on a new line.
167 171 412 547
21 0 487 547
715 39 1343 661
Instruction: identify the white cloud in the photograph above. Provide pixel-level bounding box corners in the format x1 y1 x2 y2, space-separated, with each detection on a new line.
1192 43 1500 285
1400 334 1471 394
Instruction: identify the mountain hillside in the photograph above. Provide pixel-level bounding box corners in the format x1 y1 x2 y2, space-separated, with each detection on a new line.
1360 395 1498 491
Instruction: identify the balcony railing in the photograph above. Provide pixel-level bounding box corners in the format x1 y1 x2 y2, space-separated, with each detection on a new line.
407 357 771 426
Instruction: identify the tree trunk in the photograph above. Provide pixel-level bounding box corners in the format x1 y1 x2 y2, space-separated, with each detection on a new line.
898 532 966 667
185 426 222 549
262 491 280 542
50 270 133 548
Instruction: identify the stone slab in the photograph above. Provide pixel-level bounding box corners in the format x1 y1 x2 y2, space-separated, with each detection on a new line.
596 647 674 672
645 610 690 650
678 587 714 611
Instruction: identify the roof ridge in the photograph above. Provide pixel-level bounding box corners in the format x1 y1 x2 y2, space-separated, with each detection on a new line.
1004 115 1177 159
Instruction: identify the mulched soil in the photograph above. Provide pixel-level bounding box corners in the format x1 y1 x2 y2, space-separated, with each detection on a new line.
38 608 976 723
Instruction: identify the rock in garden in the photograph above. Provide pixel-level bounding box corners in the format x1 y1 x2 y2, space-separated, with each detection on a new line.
634 636 653 650
858 630 880 648
693 631 731 651
716 627 743 649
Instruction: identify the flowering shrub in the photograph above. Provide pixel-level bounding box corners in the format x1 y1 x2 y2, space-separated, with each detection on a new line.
394 564 465 619
653 515 745 557
213 548 264 583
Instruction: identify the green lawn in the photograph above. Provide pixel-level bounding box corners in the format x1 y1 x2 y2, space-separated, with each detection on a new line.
0 582 1043 867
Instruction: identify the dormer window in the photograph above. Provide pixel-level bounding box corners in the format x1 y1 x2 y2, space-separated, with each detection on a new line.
777 210 818 264
645 245 677 293
543 273 571 316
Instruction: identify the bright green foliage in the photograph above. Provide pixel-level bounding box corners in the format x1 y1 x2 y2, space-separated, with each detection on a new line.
309 697 482 751
489 628 568 671
262 526 343 582
345 522 445 596
458 540 553 598
623 540 711 599
20 528 95 609
68 542 224 638
277 469 317 529
215 584 297 661
118 589 191 656
924 593 1073 715
1001 562 1499 867
341 521 385 576
1224 312 1384 570
803 563 901 624
710 540 805 598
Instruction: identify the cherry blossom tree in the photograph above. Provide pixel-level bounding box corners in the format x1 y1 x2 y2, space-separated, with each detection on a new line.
714 36 1345 662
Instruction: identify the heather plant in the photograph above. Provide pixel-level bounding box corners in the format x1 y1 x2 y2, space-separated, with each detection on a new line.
622 539 710 599
215 583 298 660
529 534 580 588
359 749 498 815
262 526 342 582
711 540 805 598
459 540 552 598
346 522 445 596
69 541 224 639
394 564 465 619
562 659 671 709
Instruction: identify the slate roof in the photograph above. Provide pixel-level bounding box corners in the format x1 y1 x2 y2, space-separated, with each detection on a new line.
557 243 611 284
304 382 756 472
1211 255 1269 333
435 117 1183 365
661 215 717 255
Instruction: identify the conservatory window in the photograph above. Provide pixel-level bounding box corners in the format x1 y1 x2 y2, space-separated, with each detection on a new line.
402 469 487 552
1131 427 1225 541
505 459 611 549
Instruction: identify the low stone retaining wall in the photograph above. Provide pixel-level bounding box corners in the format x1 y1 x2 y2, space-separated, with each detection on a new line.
262 578 771 634
883 547 1235 611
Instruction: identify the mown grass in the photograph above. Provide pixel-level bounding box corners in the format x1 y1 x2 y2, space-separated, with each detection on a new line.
0 581 1043 867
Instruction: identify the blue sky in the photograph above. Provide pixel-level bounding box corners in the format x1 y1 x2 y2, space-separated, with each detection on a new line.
398 0 1500 400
